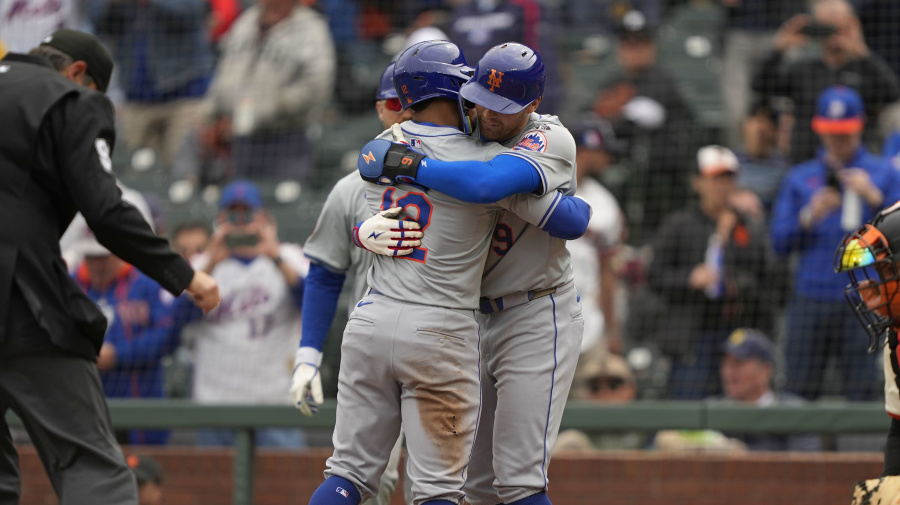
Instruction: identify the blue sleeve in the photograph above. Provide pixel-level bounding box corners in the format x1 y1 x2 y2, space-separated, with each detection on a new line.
417 154 541 203
881 163 900 209
769 173 807 257
114 282 178 368
299 263 346 352
884 132 900 159
540 194 591 240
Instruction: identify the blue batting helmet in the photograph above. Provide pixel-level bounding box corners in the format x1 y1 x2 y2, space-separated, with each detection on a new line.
460 42 546 114
393 40 473 110
376 61 398 100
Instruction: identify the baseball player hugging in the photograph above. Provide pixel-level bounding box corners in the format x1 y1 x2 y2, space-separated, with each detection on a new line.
306 40 590 505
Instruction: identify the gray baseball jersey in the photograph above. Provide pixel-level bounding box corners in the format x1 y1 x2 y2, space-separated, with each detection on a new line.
303 171 372 312
363 121 567 310
466 114 584 505
480 113 578 297
325 121 572 505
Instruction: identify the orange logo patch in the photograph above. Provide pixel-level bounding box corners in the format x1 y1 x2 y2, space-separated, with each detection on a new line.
362 151 376 164
487 69 504 92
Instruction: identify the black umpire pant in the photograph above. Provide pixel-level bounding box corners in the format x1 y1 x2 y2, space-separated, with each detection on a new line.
0 349 138 504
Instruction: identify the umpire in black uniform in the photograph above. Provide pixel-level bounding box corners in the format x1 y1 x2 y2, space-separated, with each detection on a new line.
0 30 220 504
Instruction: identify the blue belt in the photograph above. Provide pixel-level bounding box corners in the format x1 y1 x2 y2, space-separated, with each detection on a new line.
478 286 558 314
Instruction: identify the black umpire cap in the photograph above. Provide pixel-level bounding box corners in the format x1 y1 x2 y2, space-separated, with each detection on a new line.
39 29 114 92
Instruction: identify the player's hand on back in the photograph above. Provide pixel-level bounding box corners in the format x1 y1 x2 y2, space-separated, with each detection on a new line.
358 139 428 186
353 207 424 256
186 271 221 313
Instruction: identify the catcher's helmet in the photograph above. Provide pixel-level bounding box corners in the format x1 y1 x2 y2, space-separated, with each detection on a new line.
835 200 900 351
460 42 546 114
376 61 398 100
393 40 472 110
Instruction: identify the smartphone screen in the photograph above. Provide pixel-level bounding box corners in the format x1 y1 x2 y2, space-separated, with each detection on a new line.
225 232 260 248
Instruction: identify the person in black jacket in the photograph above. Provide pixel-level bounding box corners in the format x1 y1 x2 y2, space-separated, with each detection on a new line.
592 10 694 242
751 0 900 163
647 146 773 399
0 30 219 505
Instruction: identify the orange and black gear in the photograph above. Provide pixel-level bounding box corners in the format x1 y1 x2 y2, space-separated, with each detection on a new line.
835 201 900 351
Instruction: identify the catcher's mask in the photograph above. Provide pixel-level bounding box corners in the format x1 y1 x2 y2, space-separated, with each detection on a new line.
835 205 900 352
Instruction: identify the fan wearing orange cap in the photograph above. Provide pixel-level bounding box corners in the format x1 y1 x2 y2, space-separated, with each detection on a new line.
836 201 900 500
771 85 900 402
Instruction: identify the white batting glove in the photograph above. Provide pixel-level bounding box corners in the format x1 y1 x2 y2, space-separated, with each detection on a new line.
291 347 324 417
353 207 424 256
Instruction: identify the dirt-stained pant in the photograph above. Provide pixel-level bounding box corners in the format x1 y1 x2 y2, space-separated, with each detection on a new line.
325 292 481 505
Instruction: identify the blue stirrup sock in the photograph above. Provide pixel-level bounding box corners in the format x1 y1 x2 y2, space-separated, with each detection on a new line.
309 476 361 505
507 491 552 505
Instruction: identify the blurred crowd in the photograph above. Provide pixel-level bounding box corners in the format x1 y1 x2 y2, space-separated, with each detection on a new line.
6 0 900 452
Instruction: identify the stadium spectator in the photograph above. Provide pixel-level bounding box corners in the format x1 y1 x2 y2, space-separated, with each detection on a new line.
735 100 792 216
171 221 211 262
72 231 177 446
88 0 215 167
449 0 563 113
176 180 308 447
592 10 693 242
751 0 900 163
554 346 646 453
719 0 805 148
561 0 663 38
201 0 335 181
771 85 900 401
127 454 165 505
570 118 626 354
647 145 773 399
709 329 823 452
0 0 80 54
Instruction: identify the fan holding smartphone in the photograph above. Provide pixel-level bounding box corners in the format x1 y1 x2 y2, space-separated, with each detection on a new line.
175 179 309 447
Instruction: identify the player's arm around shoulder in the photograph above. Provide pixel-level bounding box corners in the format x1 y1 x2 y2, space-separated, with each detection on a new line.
499 189 592 240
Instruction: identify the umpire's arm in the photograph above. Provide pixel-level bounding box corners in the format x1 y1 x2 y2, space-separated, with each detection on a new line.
54 91 195 295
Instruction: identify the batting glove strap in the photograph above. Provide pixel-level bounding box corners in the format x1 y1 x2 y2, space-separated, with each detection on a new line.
358 139 428 186
294 347 323 369
352 221 371 252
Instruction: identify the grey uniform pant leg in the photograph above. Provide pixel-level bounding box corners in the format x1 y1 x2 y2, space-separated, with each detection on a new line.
363 432 405 505
326 294 481 505
467 286 583 505
0 351 138 505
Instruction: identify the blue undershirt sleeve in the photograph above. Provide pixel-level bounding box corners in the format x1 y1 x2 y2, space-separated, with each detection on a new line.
541 195 591 240
416 154 541 203
299 263 346 352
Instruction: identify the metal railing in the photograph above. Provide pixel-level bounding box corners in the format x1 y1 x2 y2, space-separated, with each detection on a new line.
6 400 890 505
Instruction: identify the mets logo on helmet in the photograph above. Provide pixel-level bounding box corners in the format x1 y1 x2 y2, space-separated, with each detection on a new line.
488 69 504 92
515 131 548 152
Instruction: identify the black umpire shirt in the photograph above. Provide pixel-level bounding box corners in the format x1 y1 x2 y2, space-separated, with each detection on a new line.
0 53 195 360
